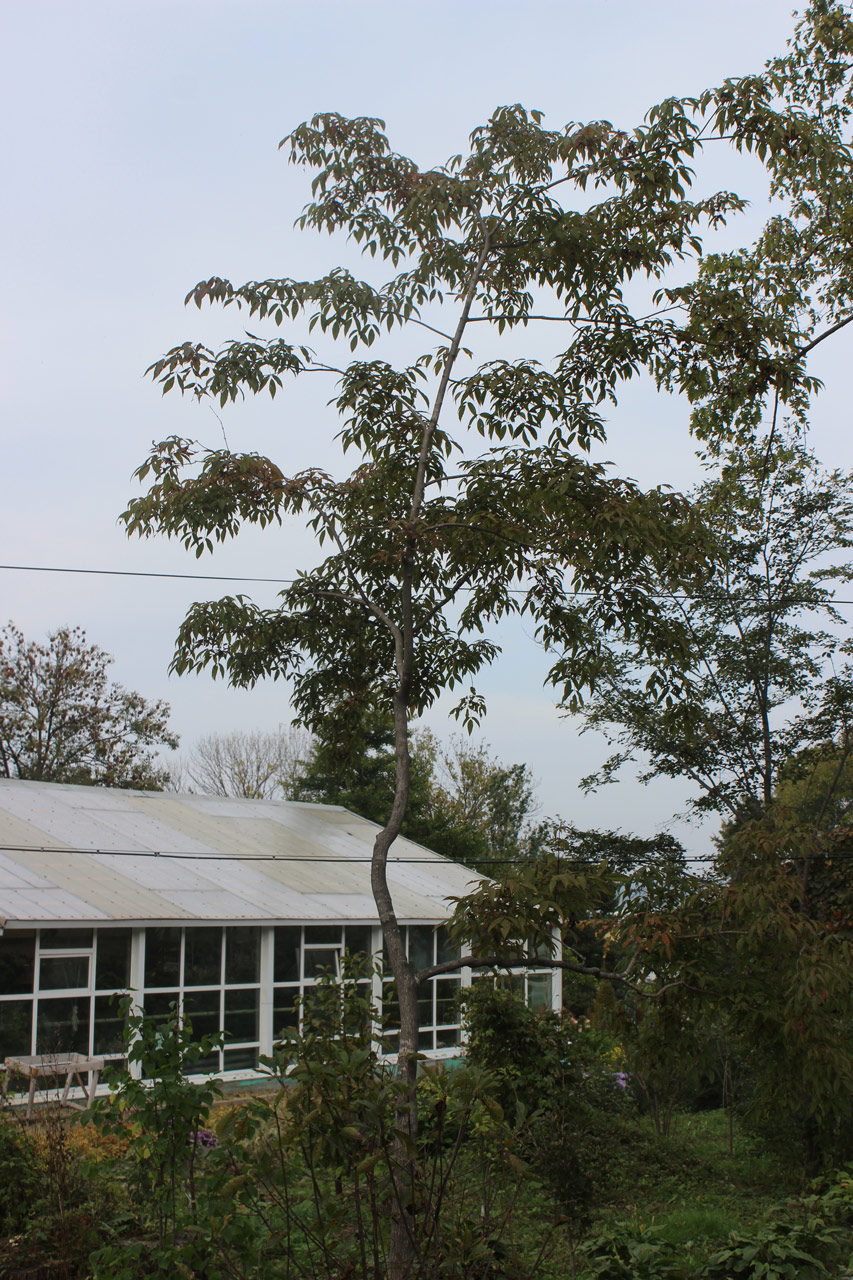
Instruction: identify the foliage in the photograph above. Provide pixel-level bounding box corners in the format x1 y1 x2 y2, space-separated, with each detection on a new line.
551 826 686 877
581 1225 681 1280
0 621 178 789
625 819 853 1169
460 982 571 1119
0 1115 41 1235
612 987 712 1139
205 962 553 1280
580 439 853 828
0 1102 121 1278
426 732 546 867
575 441 853 1164
172 722 312 798
461 981 639 1250
698 1179 853 1280
88 998 224 1272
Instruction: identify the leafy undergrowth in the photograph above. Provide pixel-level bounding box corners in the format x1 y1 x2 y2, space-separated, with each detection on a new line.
574 1109 805 1279
0 1100 833 1280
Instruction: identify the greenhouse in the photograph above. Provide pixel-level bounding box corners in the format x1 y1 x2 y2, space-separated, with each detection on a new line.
0 779 561 1081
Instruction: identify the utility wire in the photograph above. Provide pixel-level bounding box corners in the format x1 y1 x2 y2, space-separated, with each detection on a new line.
0 563 289 585
0 841 760 867
3 563 853 605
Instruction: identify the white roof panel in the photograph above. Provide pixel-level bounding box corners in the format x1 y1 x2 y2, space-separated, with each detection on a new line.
0 780 482 927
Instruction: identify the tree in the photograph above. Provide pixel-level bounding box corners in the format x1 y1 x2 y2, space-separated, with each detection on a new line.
580 437 853 831
173 724 311 798
428 732 546 867
296 713 544 869
121 6 853 1269
0 622 178 789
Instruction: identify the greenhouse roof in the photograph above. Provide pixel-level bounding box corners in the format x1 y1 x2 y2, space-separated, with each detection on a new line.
0 780 481 928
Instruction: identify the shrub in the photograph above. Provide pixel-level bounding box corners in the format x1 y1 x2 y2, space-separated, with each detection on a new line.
581 1225 682 1279
0 1115 40 1234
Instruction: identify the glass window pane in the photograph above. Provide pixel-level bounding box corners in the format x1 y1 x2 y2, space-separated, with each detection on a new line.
381 981 400 1031
436 927 459 965
184 989 222 1041
409 926 434 973
143 992 180 1024
436 1027 461 1049
225 928 259 985
532 935 555 962
36 997 90 1056
224 1046 258 1072
224 989 259 1043
304 925 341 945
417 991 434 1028
435 978 461 1026
93 995 127 1056
184 929 222 987
274 927 301 984
192 1049 221 1075
418 1029 435 1051
95 930 131 990
39 929 93 950
527 974 552 1011
145 928 181 988
0 931 35 995
39 956 89 991
0 999 33 1058
304 948 339 981
273 987 300 1036
344 926 372 957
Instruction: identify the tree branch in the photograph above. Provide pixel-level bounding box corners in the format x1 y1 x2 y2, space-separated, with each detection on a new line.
415 951 677 997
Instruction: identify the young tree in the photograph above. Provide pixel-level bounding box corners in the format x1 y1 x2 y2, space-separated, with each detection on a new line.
121 5 853 1268
0 622 178 789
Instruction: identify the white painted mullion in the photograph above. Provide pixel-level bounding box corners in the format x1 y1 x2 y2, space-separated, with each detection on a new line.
551 927 563 1013
128 928 145 1078
259 926 274 1059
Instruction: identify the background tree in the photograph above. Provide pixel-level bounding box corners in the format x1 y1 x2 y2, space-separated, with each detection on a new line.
575 435 853 1162
428 732 546 867
0 622 178 789
172 724 312 799
296 712 544 869
580 437 853 831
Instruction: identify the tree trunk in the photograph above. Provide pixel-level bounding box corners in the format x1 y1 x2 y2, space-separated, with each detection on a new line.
370 689 421 1280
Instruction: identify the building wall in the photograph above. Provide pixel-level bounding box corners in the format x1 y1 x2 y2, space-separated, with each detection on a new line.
0 923 562 1075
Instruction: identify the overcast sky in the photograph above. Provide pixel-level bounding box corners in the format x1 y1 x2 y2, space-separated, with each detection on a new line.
2 1 851 855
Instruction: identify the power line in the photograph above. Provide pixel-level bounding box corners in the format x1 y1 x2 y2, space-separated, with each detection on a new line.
0 841 728 867
3 563 853 605
7 841 853 873
0 563 291 585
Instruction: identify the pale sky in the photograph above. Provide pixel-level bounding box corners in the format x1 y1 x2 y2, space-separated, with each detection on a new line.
2 2 851 856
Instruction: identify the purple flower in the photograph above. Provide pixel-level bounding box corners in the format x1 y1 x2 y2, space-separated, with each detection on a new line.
189 1128 218 1149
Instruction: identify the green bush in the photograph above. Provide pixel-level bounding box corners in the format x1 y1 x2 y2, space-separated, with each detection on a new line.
699 1169 853 1280
461 982 636 1233
581 1226 682 1279
0 1115 40 1233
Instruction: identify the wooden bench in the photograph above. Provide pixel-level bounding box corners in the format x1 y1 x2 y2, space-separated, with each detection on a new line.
3 1053 105 1119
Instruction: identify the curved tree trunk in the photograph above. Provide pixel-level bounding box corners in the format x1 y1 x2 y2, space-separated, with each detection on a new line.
370 688 421 1280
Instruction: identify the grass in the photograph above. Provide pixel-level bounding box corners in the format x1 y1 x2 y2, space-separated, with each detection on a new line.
573 1107 803 1277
